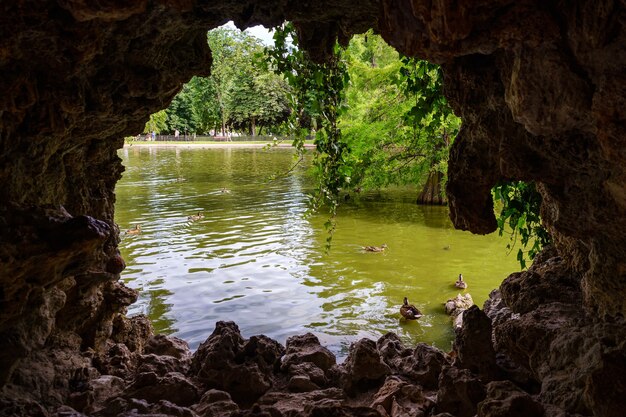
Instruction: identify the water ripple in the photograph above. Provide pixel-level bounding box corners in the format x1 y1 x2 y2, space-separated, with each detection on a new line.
117 147 520 359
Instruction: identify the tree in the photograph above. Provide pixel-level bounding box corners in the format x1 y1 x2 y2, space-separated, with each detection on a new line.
156 27 292 137
340 33 461 203
399 57 460 204
253 73 291 134
188 76 220 134
206 28 241 135
165 83 197 134
207 27 273 136
143 110 168 134
227 71 291 135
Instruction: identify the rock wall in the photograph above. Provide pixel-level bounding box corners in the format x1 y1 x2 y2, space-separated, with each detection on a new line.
0 0 624 416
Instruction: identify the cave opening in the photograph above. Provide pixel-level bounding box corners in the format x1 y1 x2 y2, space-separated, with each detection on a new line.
113 24 526 360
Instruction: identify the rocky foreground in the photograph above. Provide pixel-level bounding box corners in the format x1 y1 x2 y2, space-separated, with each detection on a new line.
1 248 623 417
3 317 528 417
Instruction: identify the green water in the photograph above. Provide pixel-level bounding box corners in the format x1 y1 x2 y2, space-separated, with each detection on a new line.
115 146 519 359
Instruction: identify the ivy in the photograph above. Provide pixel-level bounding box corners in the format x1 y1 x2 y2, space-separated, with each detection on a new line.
265 23 350 249
493 181 551 269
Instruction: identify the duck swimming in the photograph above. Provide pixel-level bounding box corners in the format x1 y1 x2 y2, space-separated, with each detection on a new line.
125 224 141 235
400 297 423 320
363 243 388 252
455 273 467 289
187 212 204 221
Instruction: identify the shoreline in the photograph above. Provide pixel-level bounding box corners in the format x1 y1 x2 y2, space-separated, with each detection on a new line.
123 141 316 149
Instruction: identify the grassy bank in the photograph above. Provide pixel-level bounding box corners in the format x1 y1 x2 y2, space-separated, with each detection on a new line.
124 139 315 148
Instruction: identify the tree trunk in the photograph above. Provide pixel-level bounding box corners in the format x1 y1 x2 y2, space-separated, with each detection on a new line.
417 171 447 205
251 117 256 136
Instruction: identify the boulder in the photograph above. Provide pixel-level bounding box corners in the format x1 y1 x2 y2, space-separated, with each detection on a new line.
124 371 200 407
144 334 192 360
191 389 239 417
477 380 544 417
285 362 329 387
377 333 450 390
137 353 189 376
94 343 136 379
454 306 499 382
445 293 474 330
434 366 486 417
189 322 279 404
86 375 125 414
341 339 391 394
281 333 336 372
257 388 345 415
370 376 432 417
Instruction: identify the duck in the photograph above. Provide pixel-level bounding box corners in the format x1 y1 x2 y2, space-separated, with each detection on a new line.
187 212 204 221
125 224 141 235
363 243 387 252
455 273 467 289
400 297 423 320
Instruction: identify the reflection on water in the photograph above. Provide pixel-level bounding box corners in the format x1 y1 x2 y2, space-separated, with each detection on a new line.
116 146 519 359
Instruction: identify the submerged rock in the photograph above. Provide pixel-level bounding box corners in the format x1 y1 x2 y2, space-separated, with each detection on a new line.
445 293 474 330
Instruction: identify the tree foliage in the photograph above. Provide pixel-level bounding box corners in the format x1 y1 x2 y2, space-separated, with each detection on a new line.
165 83 197 134
146 27 291 136
143 110 168 134
340 32 461 200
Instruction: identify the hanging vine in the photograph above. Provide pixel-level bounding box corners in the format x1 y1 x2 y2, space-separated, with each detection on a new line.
493 181 552 269
265 23 350 249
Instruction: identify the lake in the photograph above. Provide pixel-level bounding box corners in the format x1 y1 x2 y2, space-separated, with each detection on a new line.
115 145 519 359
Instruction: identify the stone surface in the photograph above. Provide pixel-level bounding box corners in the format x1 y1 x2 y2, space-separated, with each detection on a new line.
435 366 486 417
281 333 337 373
499 247 581 315
258 388 346 416
285 362 329 388
377 333 449 390
191 389 240 417
189 321 281 404
444 293 474 330
477 380 544 417
0 0 625 416
489 266 626 416
370 376 432 417
454 306 499 382
124 371 200 407
444 293 474 316
341 339 391 394
144 334 192 359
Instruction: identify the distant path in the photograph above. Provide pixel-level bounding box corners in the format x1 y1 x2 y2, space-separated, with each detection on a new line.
123 141 315 149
